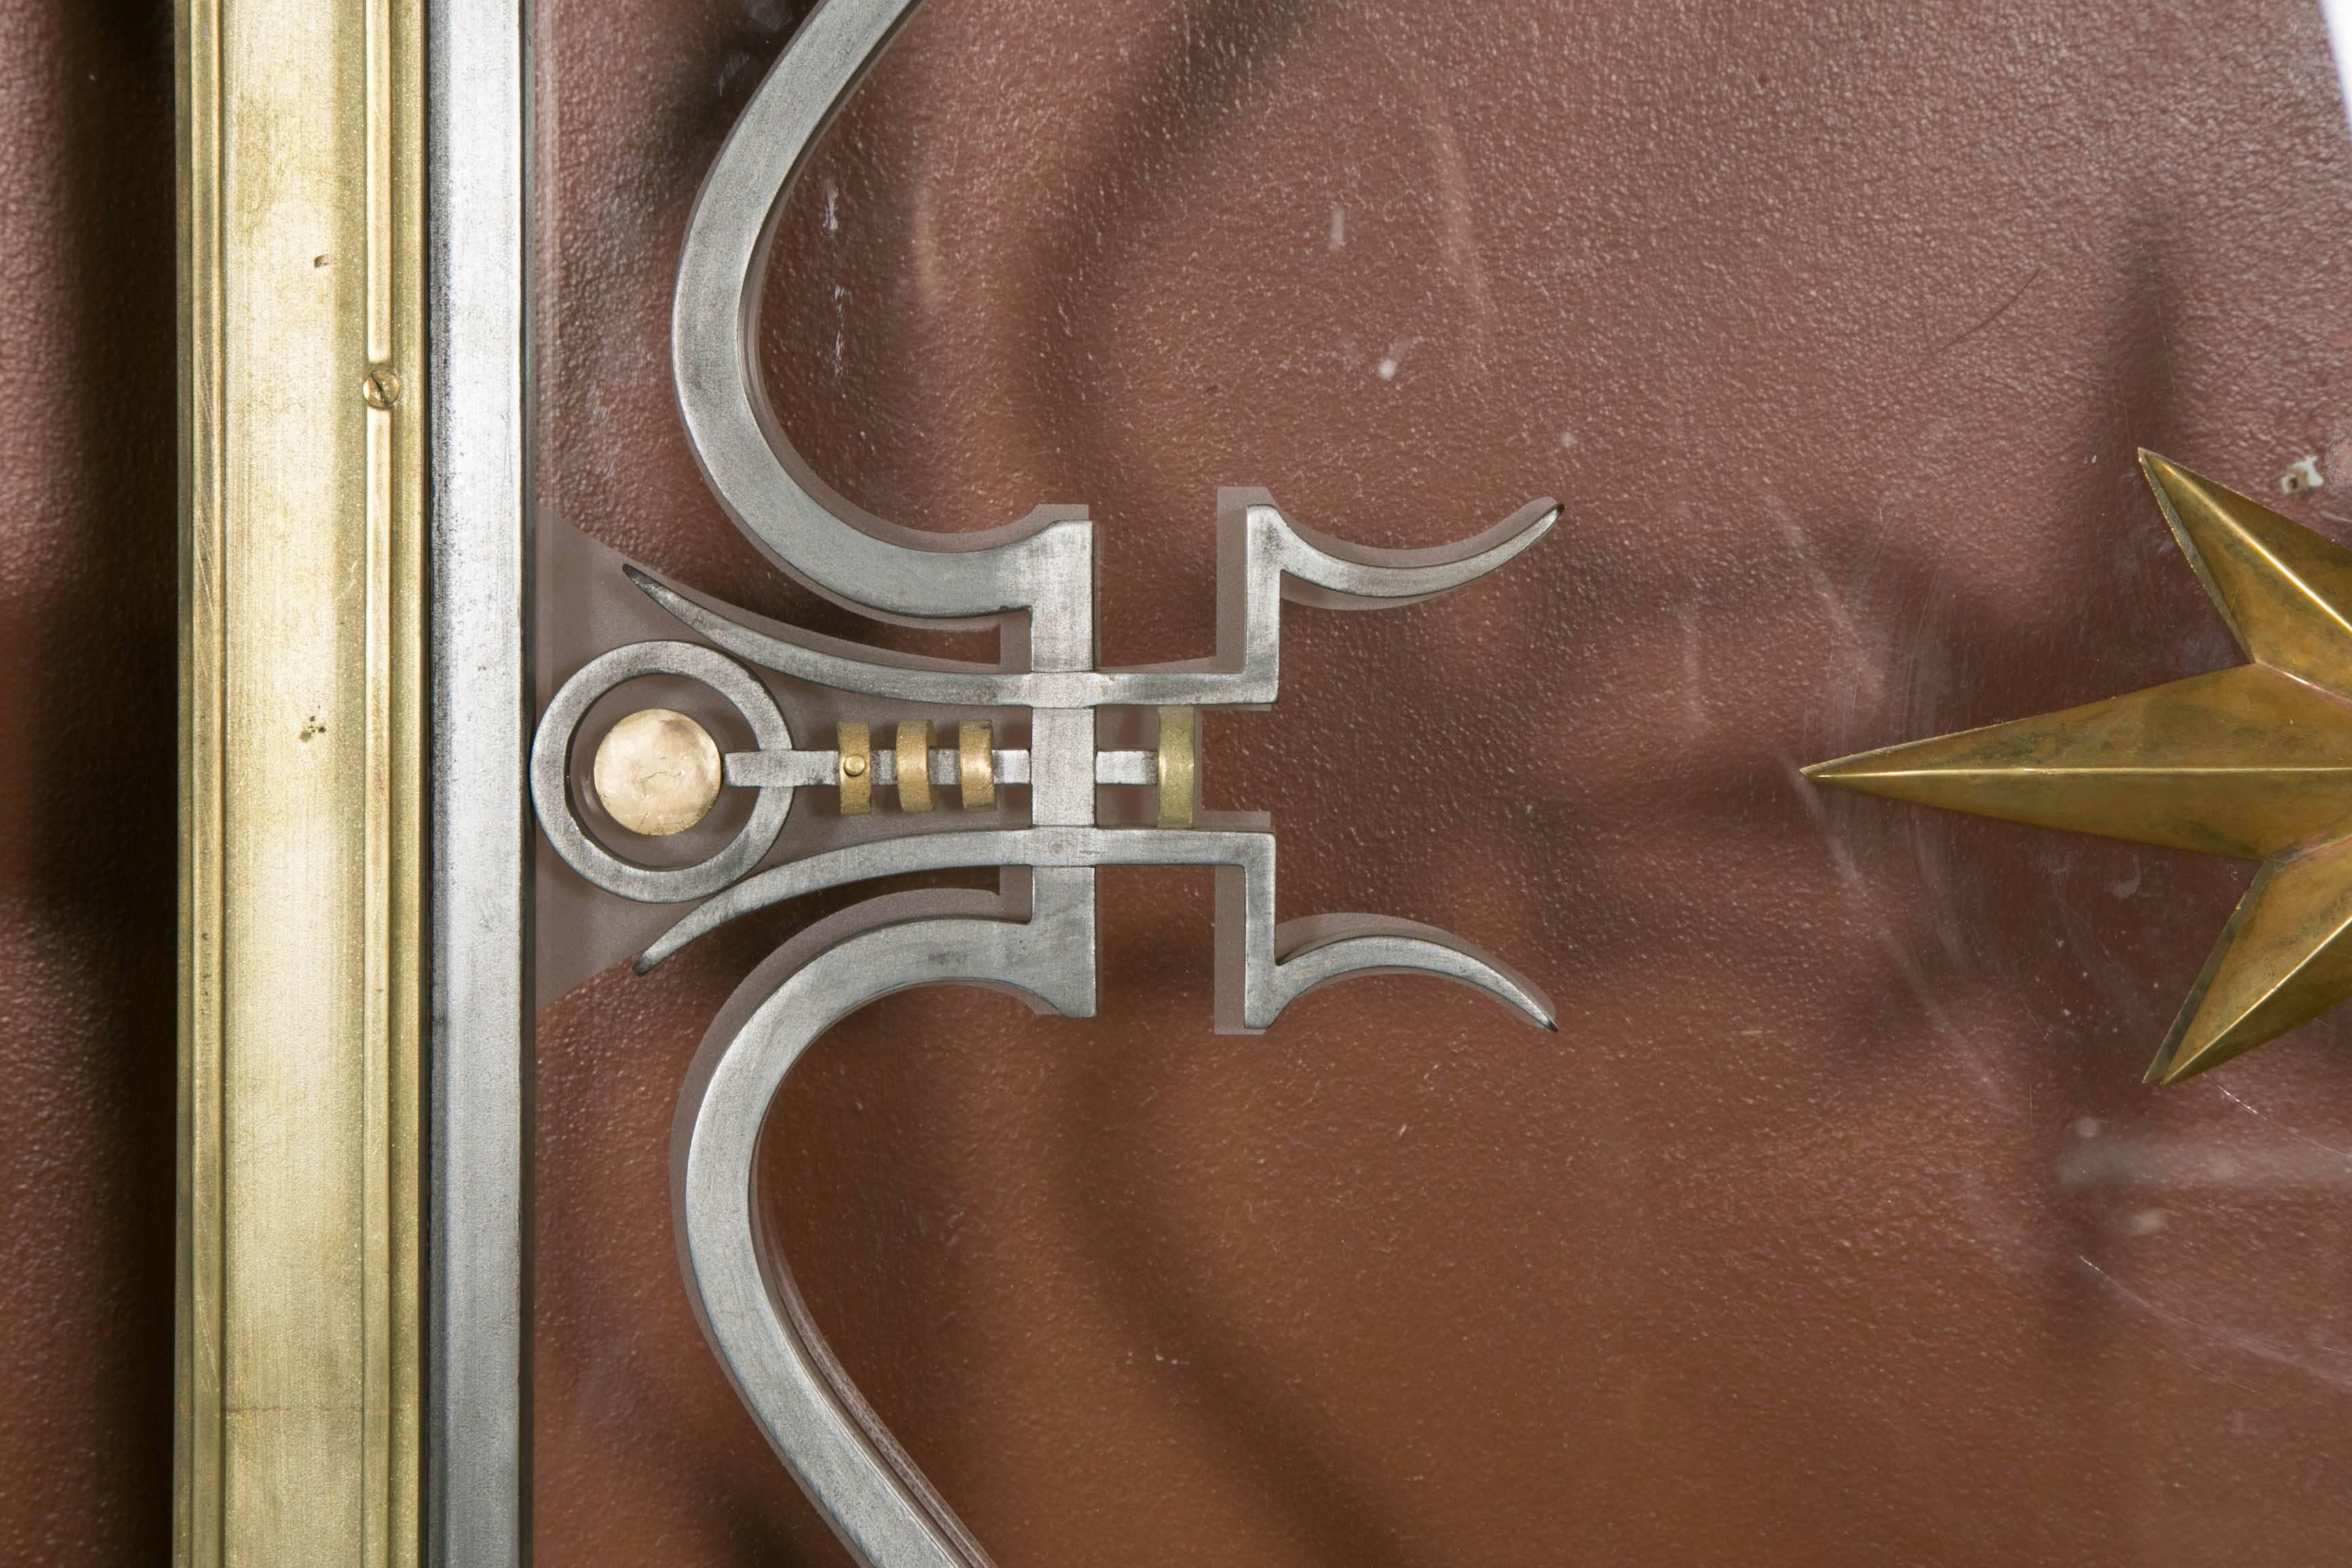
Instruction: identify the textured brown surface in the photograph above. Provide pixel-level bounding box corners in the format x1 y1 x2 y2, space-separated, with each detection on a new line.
535 1 2352 1563
0 0 176 1561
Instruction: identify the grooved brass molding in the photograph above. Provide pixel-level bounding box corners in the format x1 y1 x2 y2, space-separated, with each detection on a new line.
176 0 425 1558
1811 454 2352 1085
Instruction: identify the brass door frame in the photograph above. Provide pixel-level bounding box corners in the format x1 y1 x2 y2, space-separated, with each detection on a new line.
176 0 428 1560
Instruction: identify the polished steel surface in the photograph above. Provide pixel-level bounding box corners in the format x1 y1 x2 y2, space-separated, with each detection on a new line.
633 827 1552 1019
529 1 1556 1561
425 0 530 1559
1811 454 2352 1083
624 499 1558 710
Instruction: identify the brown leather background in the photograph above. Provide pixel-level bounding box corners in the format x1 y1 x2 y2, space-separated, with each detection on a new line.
0 0 176 1561
531 1 2352 1565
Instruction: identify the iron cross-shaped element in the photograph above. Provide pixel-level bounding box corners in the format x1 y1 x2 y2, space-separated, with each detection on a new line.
525 3 1554 1565
1811 453 2352 1087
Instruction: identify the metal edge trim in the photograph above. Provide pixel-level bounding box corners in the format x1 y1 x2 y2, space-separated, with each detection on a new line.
426 0 532 1563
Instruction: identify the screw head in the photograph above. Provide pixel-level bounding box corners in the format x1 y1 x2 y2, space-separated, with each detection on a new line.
362 367 404 410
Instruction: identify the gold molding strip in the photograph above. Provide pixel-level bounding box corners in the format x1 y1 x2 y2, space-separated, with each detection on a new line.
176 0 424 1559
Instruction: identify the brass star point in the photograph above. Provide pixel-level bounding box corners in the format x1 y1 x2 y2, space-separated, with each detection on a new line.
1809 451 2352 1084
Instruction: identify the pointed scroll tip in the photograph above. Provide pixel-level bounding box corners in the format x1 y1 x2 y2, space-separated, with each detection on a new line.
1271 493 1559 607
620 559 680 613
623 562 711 631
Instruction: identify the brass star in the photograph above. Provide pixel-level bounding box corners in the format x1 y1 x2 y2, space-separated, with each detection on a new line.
1807 452 2352 1084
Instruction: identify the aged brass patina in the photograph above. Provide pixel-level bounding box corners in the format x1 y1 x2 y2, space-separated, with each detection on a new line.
1155 705 1197 829
956 720 996 812
591 709 724 837
894 720 933 813
1810 453 2352 1084
836 720 872 816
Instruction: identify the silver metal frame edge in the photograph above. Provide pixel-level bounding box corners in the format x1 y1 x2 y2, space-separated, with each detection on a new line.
426 0 532 1561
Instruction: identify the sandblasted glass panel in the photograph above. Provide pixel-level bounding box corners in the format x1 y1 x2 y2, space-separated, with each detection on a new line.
528 2 2352 1562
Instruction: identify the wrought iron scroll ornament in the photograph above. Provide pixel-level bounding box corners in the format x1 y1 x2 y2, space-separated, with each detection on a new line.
527 2 1556 1563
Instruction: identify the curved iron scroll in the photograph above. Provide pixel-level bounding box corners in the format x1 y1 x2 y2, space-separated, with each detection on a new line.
530 1 1559 1562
